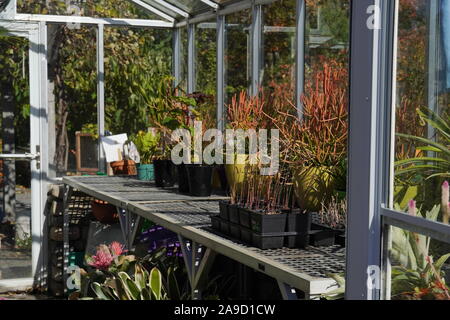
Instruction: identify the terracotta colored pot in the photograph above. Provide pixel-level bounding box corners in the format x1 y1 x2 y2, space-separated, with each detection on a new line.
91 199 119 224
110 160 137 176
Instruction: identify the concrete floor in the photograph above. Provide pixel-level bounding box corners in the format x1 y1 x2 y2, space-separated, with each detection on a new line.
0 189 32 280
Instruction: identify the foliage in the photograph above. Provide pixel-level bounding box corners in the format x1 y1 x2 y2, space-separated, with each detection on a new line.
91 264 174 300
396 106 450 181
391 254 450 300
131 130 160 164
390 196 450 300
0 36 30 148
319 196 346 229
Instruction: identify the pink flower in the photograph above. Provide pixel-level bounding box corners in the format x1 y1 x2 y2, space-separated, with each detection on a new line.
109 242 124 256
408 200 416 216
442 181 450 224
89 244 113 270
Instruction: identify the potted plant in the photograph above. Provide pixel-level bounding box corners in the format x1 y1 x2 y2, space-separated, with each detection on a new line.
310 196 347 247
131 129 159 181
268 62 348 213
179 92 217 197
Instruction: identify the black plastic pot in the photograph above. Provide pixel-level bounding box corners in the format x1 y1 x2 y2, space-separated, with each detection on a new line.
219 201 229 221
176 164 190 193
211 215 221 231
240 227 252 244
309 223 336 247
250 211 287 234
335 231 346 247
220 219 230 235
214 165 228 191
228 204 239 224
186 164 213 197
238 207 251 228
252 234 285 250
285 211 311 249
153 160 176 188
229 222 241 240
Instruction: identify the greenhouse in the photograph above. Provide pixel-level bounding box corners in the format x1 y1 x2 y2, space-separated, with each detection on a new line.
0 0 449 302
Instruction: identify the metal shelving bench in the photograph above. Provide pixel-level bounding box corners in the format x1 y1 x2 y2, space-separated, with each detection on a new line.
62 175 345 300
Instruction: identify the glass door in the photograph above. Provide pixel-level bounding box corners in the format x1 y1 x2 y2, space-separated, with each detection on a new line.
0 22 47 292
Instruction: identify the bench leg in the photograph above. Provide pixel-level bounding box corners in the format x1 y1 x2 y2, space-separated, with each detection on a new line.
178 235 217 300
277 281 298 300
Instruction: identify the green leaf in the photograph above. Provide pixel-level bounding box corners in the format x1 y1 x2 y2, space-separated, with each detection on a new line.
149 267 162 300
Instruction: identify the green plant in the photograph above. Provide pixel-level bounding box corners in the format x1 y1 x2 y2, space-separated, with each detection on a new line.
91 264 179 300
81 123 99 140
391 254 450 300
391 201 440 270
396 106 450 180
131 130 159 164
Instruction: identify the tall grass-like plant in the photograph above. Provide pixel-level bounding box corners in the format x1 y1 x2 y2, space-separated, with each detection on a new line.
396 106 450 180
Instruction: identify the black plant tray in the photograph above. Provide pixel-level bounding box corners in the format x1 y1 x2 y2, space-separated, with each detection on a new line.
211 216 304 250
229 222 241 241
219 201 229 221
228 204 240 224
238 207 251 228
335 232 346 247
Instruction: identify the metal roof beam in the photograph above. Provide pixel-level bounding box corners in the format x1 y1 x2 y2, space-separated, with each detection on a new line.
130 0 176 22
147 0 190 18
199 0 219 10
14 13 174 27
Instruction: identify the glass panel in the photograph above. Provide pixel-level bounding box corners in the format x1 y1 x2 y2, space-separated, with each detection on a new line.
163 0 211 14
0 36 32 280
195 21 217 128
387 226 450 300
305 0 350 81
17 0 160 19
179 27 188 93
392 0 450 223
47 26 97 177
225 9 251 103
104 27 173 136
262 0 296 104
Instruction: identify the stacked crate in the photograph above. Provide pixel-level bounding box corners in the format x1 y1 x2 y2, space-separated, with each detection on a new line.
46 185 93 297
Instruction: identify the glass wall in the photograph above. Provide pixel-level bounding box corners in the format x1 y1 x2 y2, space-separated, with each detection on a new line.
104 27 173 136
384 0 450 300
179 27 188 93
304 0 350 81
195 20 217 128
262 0 296 103
225 9 252 103
392 0 449 222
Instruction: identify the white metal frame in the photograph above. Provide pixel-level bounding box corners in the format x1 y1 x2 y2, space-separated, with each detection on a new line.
0 20 48 292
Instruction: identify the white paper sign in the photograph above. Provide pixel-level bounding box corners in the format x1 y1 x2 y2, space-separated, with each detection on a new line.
101 134 128 163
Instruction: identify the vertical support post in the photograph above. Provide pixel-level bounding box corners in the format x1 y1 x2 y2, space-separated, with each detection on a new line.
251 4 262 96
346 0 395 300
29 23 48 286
173 27 181 88
96 24 105 173
217 14 225 131
37 21 49 287
426 1 439 143
187 23 196 94
296 0 306 118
